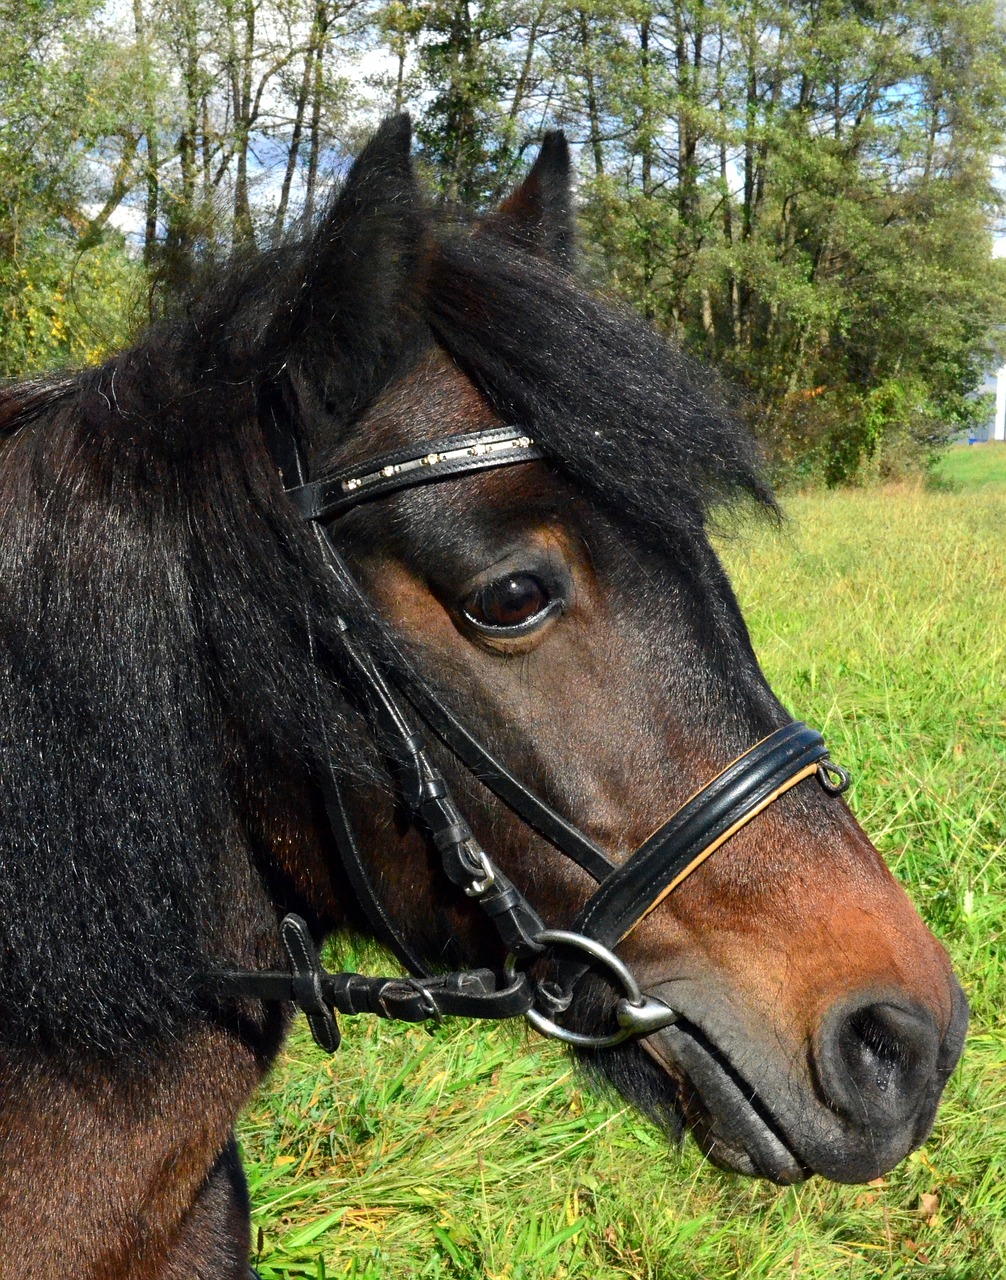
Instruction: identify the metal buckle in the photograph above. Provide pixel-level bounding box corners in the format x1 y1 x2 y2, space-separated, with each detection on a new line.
461 843 497 897
401 978 441 1023
504 929 677 1049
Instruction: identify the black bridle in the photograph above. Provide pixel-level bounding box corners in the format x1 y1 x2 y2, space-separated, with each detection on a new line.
212 424 850 1053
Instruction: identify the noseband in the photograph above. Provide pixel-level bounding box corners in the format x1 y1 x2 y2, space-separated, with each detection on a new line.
213 424 850 1052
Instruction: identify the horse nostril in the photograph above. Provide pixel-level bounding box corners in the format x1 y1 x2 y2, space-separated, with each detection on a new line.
815 997 940 1130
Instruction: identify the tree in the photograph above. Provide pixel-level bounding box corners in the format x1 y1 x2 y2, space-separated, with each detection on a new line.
4 0 1004 486
574 0 1006 481
412 0 542 206
0 0 143 375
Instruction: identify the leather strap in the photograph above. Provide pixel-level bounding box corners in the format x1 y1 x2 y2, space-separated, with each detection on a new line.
313 532 616 885
319 573 548 962
393 666 617 883
286 426 546 521
573 722 829 948
280 914 341 1052
320 769 429 975
208 915 534 1024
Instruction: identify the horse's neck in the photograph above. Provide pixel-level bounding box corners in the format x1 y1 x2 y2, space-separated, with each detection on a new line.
0 1030 262 1277
0 813 299 1278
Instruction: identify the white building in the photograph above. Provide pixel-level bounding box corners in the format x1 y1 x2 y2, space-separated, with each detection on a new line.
982 365 1006 441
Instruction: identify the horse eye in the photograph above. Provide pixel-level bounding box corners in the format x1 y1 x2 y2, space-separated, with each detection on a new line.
465 574 552 631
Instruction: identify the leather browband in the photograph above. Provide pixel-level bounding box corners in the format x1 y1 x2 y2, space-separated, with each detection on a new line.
285 426 546 521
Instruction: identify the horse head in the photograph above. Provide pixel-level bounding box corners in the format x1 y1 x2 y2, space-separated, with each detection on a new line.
259 116 965 1185
0 115 966 1274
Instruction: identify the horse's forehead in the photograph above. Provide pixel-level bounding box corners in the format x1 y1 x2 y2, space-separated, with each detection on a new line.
351 349 499 457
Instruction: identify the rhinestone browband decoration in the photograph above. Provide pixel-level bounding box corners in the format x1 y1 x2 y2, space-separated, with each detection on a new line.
342 434 535 495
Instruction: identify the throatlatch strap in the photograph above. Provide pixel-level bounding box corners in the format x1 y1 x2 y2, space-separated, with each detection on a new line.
320 769 430 976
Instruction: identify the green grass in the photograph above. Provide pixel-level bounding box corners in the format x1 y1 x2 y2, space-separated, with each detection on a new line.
238 454 1006 1279
934 441 1006 492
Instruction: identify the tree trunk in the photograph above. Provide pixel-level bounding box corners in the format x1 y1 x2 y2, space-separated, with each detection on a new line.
273 7 325 244
639 14 652 199
80 133 140 248
303 3 329 224
577 10 604 177
230 0 257 246
132 0 159 264
508 6 541 124
444 0 475 204
165 0 202 282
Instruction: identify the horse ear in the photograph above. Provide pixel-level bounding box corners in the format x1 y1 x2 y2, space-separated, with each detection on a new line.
319 113 418 258
484 132 574 270
277 114 426 428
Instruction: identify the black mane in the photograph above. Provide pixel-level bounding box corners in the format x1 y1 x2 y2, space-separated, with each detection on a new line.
425 235 774 539
0 126 772 1058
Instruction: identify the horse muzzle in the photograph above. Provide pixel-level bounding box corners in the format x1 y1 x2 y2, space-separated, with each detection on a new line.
637 974 969 1184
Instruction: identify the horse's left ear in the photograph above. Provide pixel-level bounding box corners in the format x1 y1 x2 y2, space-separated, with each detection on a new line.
484 132 574 270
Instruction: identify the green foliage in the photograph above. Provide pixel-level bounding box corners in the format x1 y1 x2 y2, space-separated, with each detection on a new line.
239 463 1006 1277
0 235 144 378
0 0 145 374
412 0 526 205
575 0 1006 485
2 0 1005 451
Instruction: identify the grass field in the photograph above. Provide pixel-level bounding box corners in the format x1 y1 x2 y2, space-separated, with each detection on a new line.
935 441 1006 492
239 449 1006 1279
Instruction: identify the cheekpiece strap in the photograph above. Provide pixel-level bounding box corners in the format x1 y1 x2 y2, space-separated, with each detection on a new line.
285 426 546 520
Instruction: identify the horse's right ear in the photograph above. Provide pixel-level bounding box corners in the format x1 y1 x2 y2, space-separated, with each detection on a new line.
276 114 425 427
483 132 575 270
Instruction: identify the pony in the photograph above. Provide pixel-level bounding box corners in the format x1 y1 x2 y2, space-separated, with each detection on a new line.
0 116 967 1278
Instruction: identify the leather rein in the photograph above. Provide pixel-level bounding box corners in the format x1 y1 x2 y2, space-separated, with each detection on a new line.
211 424 850 1053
